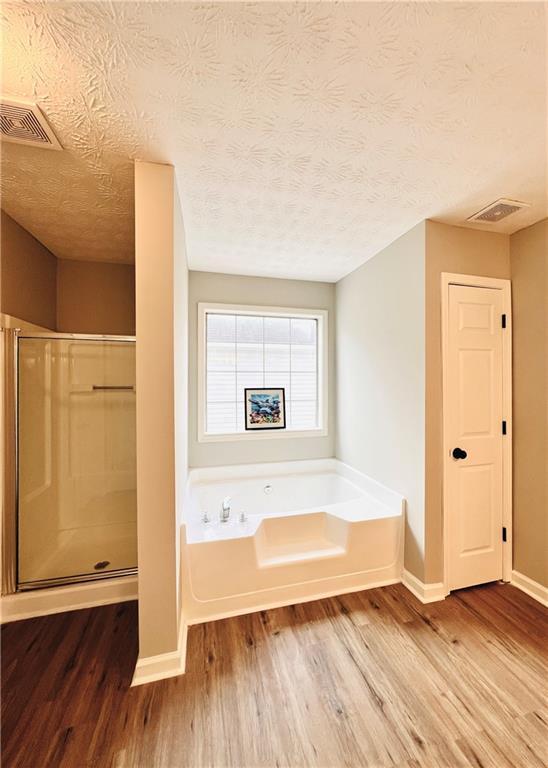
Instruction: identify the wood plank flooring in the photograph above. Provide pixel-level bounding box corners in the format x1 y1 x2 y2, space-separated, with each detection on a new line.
2 582 547 768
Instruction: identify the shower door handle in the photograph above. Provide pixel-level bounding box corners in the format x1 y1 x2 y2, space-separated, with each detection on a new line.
92 385 135 391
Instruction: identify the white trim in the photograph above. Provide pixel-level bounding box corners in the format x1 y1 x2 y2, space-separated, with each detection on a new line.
197 302 328 443
511 570 548 607
402 569 446 604
0 575 137 623
197 427 328 443
441 273 512 595
131 614 188 686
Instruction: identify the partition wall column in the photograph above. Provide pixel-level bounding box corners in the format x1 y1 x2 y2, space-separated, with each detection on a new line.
134 161 183 669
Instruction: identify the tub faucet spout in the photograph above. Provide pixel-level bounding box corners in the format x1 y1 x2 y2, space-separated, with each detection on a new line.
220 496 231 522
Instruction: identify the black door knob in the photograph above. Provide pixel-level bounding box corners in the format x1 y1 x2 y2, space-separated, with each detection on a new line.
452 447 467 460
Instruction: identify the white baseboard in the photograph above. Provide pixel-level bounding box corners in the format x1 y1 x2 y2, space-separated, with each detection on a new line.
0 575 138 623
511 570 548 608
131 615 188 686
402 569 446 604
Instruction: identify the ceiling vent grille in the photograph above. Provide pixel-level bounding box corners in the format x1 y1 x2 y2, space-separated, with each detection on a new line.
0 98 62 150
467 198 529 224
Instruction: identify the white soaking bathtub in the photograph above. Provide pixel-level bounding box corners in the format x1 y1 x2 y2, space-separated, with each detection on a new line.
180 459 405 623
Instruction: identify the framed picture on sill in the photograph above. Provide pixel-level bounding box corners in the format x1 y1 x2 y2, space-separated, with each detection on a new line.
244 388 286 431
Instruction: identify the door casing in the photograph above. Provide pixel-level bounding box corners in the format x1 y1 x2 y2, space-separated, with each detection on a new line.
441 273 512 595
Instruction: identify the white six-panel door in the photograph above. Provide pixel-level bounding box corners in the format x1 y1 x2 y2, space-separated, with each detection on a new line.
446 284 505 591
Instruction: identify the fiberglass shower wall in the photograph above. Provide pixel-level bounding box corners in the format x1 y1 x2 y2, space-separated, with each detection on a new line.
17 336 137 588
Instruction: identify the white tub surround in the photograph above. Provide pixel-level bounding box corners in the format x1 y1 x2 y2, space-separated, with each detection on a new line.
181 459 404 623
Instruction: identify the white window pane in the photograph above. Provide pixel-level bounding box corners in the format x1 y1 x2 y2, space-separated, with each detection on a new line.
207 342 236 371
291 372 317 400
265 343 290 371
291 318 316 345
236 315 263 343
236 372 264 402
264 373 290 402
237 342 263 371
264 317 290 344
290 400 318 429
207 371 236 403
207 314 236 343
205 309 321 435
291 344 317 372
207 402 237 433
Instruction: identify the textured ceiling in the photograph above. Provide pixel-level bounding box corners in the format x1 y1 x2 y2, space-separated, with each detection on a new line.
1 2 546 280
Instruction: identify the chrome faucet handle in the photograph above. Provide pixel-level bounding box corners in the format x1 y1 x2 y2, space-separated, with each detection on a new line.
220 497 231 522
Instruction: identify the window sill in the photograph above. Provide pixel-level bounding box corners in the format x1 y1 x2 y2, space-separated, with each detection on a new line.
197 428 328 444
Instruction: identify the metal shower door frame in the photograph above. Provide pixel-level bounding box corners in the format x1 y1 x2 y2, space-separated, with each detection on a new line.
2 331 137 594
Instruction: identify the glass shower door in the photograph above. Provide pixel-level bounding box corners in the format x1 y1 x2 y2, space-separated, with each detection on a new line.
17 336 137 588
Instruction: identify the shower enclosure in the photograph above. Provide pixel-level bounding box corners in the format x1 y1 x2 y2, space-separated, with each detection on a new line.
4 332 137 591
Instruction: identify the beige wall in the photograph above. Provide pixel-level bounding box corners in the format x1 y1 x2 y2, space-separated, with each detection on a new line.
335 220 515 584
57 259 135 336
57 259 135 335
510 219 547 587
0 210 57 330
188 271 335 467
336 223 427 581
1 209 136 335
424 221 511 582
134 161 188 661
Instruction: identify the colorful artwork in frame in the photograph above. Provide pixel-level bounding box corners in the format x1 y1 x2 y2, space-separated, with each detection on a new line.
244 388 286 430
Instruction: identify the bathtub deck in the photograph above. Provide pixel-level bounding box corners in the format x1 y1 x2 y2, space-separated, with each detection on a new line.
2 582 547 767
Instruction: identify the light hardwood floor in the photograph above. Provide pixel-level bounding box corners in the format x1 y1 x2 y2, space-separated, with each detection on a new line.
2 582 547 767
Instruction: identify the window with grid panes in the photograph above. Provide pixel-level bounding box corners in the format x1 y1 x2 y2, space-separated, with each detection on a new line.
204 311 322 435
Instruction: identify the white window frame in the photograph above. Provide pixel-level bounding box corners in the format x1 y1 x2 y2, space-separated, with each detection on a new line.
197 302 328 443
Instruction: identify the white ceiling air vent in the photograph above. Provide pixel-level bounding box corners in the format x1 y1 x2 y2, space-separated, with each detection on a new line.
0 98 62 150
467 198 530 224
